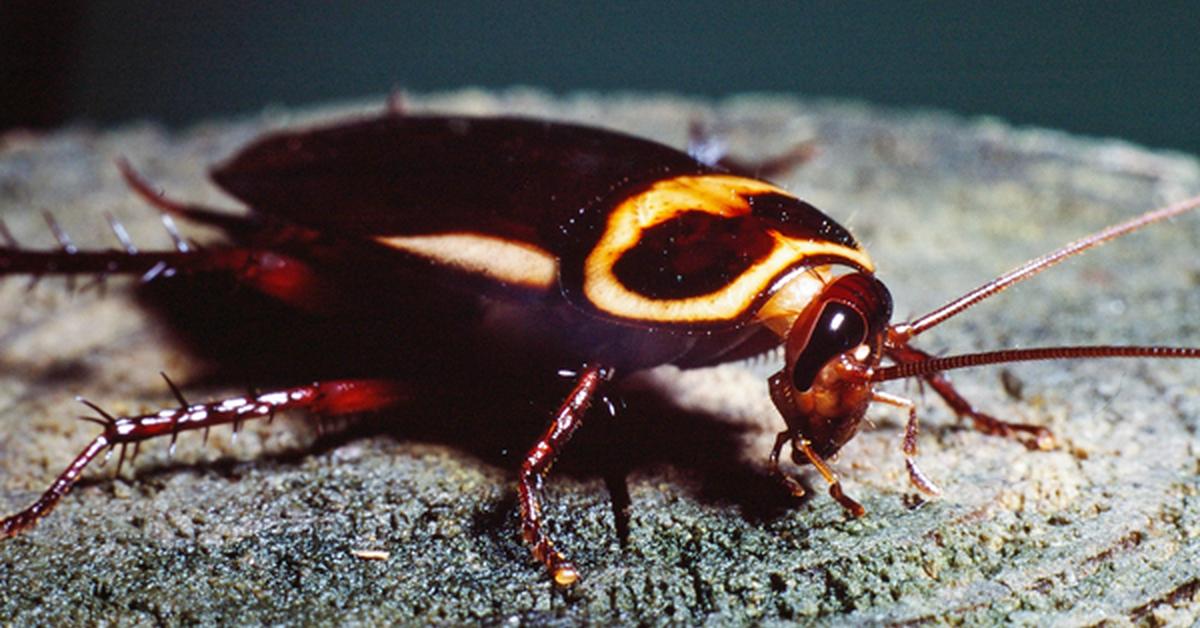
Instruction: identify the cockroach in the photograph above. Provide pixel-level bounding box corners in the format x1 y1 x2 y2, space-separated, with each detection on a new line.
1 110 1199 587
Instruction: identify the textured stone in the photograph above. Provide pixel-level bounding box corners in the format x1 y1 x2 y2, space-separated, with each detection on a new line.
1 90 1198 623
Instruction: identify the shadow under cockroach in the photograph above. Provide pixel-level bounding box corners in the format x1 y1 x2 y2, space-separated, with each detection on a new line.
134 270 800 520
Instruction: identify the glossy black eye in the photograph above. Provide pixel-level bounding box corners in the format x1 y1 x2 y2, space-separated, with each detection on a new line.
791 301 866 391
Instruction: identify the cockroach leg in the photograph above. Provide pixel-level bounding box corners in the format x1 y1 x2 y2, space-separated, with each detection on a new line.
602 470 632 547
887 343 1056 451
768 430 807 498
792 438 866 517
927 372 1056 450
1 436 109 537
770 428 866 516
517 363 613 587
686 119 818 177
0 229 332 312
597 391 632 546
871 390 942 497
0 379 406 538
116 159 255 236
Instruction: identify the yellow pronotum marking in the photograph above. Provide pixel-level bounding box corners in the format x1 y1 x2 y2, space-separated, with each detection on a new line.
583 174 873 324
375 232 558 290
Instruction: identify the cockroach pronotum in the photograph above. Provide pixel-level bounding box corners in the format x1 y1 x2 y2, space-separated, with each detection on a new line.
1 110 1198 586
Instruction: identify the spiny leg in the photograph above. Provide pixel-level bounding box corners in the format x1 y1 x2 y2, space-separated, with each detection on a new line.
0 236 295 285
3 160 332 310
870 390 942 497
0 217 333 312
119 160 335 267
0 379 406 537
518 363 613 587
887 343 1056 450
1 209 184 278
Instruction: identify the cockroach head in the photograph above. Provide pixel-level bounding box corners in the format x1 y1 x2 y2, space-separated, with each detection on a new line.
768 272 892 458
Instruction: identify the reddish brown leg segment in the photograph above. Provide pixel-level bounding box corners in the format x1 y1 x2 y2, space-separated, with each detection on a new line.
0 239 333 312
887 343 1056 450
794 438 866 517
871 390 942 497
768 430 807 498
922 372 1056 450
0 379 406 537
117 158 263 235
518 363 613 587
686 120 819 177
4 163 334 311
771 430 865 517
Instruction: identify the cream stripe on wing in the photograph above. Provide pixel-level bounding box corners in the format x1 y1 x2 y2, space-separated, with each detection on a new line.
585 238 858 323
376 232 558 291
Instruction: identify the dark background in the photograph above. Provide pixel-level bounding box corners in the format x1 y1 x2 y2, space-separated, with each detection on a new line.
2 2 1198 155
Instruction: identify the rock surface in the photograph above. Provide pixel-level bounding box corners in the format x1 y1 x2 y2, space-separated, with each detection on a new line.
1 90 1198 624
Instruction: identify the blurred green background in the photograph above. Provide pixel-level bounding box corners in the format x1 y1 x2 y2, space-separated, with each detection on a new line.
2 2 1197 155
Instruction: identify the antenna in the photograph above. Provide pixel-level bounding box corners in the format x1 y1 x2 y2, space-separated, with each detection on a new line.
890 194 1200 343
873 345 1200 382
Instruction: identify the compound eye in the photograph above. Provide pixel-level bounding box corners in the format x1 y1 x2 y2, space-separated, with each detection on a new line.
791 301 867 391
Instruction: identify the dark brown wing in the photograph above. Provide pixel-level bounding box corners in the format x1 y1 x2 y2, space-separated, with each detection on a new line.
211 114 708 253
212 114 870 334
